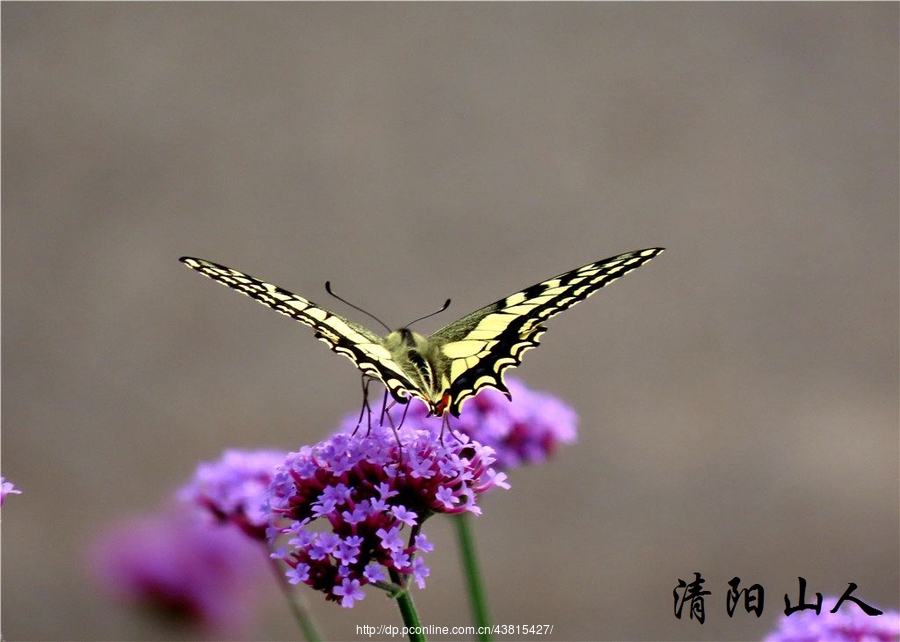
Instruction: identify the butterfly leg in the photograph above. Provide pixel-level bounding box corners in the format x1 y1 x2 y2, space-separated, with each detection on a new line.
396 400 411 430
438 413 466 446
439 413 452 444
377 389 392 432
380 401 404 463
380 395 414 432
354 376 376 436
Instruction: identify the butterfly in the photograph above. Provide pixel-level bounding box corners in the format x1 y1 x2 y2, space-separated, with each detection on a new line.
180 248 663 418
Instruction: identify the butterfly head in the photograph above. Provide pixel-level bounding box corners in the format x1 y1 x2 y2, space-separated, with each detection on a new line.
431 392 452 417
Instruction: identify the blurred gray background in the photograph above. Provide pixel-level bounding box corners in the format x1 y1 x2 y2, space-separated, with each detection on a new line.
3 3 897 641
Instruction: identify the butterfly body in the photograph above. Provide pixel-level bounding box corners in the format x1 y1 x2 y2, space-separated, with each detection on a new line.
180 248 663 417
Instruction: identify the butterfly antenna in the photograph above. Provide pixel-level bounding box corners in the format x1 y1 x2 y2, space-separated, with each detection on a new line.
404 299 451 329
325 281 392 333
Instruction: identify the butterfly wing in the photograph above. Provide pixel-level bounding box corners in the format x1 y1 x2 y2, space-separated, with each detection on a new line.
179 258 422 403
428 248 664 416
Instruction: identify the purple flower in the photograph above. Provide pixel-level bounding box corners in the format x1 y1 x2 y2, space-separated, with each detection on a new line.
1 476 22 505
364 563 386 583
333 578 365 608
89 507 267 636
763 595 900 642
345 377 577 470
178 448 284 540
286 563 310 585
411 556 430 589
452 378 578 468
266 421 507 608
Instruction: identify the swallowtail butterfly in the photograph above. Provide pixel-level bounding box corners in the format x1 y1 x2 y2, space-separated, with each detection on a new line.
180 248 663 417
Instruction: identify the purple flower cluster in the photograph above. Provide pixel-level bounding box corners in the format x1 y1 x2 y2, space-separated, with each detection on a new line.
178 448 284 540
90 378 573 630
1 476 21 505
449 378 578 469
347 377 577 470
266 422 509 608
763 596 900 642
89 507 266 636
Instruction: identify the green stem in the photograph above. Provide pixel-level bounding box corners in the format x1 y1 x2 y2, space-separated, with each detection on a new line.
454 513 492 642
266 551 322 641
395 585 426 642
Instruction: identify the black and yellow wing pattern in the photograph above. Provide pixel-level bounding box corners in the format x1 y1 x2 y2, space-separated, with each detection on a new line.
180 247 663 417
179 257 422 405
